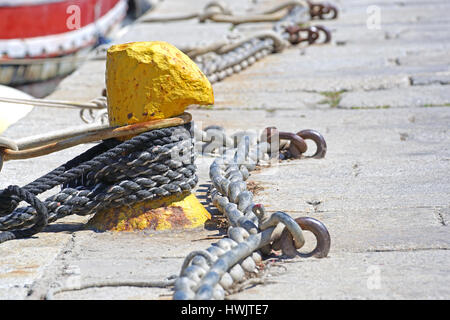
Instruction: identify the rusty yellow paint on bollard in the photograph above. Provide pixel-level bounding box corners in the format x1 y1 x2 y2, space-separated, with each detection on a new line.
88 192 210 231
87 41 214 232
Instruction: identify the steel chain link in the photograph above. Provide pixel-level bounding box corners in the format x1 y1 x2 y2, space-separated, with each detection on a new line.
173 125 330 299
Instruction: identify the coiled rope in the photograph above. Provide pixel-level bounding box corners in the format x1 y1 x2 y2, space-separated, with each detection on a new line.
0 124 196 243
172 127 330 299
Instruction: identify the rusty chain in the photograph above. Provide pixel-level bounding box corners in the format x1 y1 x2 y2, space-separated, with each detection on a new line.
140 0 337 25
1 121 331 300
176 0 334 86
308 0 338 20
140 0 302 25
0 0 337 300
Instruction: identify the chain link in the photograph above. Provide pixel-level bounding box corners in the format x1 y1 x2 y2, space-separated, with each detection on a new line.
173 125 331 299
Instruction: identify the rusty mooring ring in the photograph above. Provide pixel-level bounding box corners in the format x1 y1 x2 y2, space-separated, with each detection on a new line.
278 216 331 258
296 129 327 159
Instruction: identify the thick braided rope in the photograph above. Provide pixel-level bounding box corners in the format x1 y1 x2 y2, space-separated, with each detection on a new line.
0 124 197 243
0 186 49 243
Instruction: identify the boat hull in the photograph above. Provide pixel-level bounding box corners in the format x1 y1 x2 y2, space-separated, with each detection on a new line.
0 0 127 85
0 47 92 86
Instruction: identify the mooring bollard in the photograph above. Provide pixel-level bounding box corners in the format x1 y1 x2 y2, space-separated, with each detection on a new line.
88 41 214 232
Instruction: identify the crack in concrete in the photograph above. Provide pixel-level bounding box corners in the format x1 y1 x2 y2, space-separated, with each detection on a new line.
365 247 449 253
434 209 447 226
44 277 177 300
26 234 77 300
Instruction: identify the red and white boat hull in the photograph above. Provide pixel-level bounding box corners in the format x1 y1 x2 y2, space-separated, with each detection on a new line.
0 0 127 59
0 0 127 85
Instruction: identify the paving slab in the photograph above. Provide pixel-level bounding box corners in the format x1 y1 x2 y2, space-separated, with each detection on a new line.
339 85 450 108
0 0 449 300
192 108 450 252
230 250 450 300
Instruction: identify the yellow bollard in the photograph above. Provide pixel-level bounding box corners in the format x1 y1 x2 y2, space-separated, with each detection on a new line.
106 41 214 124
88 41 214 232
